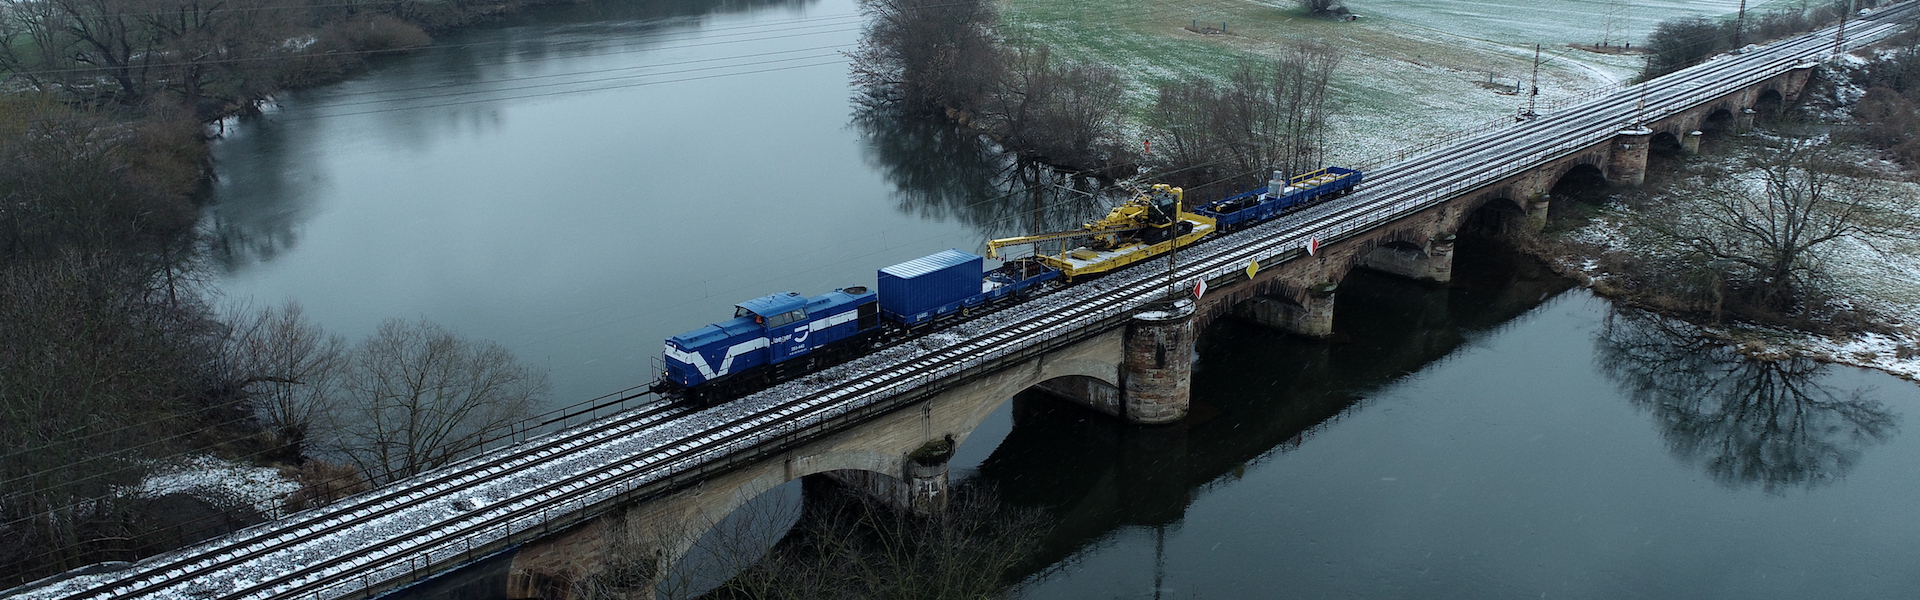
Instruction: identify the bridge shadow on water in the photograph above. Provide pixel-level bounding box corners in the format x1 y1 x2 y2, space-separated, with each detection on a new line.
392 239 1905 599
955 237 1579 583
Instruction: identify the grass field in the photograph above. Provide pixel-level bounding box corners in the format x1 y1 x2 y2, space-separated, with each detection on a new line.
1000 0 1802 164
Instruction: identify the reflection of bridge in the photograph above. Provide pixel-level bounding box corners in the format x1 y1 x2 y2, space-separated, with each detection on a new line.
27 7 1917 600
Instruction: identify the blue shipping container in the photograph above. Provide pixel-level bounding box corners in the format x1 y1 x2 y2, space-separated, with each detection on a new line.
879 250 984 324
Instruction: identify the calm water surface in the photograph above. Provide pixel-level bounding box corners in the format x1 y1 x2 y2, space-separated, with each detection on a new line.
206 0 1087 408
958 253 1920 599
206 1 1920 597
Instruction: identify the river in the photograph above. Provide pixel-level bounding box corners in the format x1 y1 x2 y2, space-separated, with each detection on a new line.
203 0 1920 597
970 246 1920 599
206 0 1099 408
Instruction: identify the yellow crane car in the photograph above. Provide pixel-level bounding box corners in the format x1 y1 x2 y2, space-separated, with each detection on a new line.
986 184 1217 281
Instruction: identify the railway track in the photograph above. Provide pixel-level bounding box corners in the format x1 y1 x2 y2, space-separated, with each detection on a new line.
33 7 1915 600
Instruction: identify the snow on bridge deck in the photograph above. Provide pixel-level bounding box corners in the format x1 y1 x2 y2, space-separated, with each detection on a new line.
17 8 1915 600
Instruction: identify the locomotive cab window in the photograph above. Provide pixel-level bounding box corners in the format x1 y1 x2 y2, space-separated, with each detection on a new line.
767 309 807 328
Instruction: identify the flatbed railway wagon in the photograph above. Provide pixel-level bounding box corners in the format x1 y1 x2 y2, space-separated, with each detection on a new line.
1193 167 1362 232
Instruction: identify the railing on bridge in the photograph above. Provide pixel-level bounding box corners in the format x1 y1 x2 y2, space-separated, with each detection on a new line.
36 11 1904 600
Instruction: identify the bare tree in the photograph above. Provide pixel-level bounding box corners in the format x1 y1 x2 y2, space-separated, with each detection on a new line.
0 252 229 583
324 319 545 485
979 44 1127 171
1628 137 1920 312
851 0 1002 113
1149 43 1341 196
226 302 345 461
0 96 202 260
709 484 1051 600
1299 0 1349 18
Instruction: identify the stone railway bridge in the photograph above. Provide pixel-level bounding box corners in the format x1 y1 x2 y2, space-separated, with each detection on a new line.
31 12 1899 600
501 60 1821 600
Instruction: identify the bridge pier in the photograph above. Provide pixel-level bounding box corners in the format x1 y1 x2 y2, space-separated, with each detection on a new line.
821 438 952 515
1237 283 1337 339
1123 300 1197 424
1738 107 1758 130
1526 194 1551 232
1424 234 1456 283
1683 130 1703 153
1606 126 1652 186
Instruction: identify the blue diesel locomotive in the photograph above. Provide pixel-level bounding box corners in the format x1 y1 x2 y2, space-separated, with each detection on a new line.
653 250 1058 403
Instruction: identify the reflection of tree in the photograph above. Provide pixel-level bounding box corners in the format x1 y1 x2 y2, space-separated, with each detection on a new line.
1595 310 1897 493
206 116 317 273
854 104 1114 244
206 0 818 272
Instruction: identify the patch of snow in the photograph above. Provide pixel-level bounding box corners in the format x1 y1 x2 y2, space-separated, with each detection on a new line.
138 455 301 519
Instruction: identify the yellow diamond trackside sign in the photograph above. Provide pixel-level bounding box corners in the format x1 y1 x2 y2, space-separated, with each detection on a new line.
1246 259 1260 279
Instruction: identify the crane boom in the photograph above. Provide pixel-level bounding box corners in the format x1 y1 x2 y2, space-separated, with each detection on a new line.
985 224 1142 259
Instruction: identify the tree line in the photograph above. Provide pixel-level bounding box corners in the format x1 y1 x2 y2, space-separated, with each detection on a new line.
851 0 1340 197
1850 28 1920 164
0 0 571 581
1643 0 1891 80
0 0 562 118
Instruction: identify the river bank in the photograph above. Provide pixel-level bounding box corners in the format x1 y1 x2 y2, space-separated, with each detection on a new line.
1537 201 1920 382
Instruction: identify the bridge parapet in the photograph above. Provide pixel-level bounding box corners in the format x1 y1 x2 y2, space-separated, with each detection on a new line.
40 14 1915 600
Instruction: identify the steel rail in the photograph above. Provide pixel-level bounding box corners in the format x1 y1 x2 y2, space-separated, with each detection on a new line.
57 394 682 598
240 19 1906 597
44 8 1912 599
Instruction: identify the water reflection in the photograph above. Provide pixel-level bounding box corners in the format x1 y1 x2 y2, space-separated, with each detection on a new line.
206 0 821 272
205 120 321 272
975 251 1579 580
1596 310 1898 493
855 105 1112 243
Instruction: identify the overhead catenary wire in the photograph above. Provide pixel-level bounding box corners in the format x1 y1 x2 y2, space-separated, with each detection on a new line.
4 0 1223 80
241 0 1249 119
4 0 1480 572
1 0 1397 487
0 10 870 77
0 153 1241 507
26 7 1904 592
0 382 661 534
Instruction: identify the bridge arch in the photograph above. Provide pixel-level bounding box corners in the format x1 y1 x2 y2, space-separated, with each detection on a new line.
1702 107 1736 133
1353 231 1432 283
1650 130 1684 156
1548 162 1608 205
1753 88 1785 117
1459 195 1528 238
670 448 903 549
1036 356 1121 388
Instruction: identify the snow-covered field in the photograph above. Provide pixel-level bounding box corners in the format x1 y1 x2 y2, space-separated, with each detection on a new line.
999 0 1761 164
